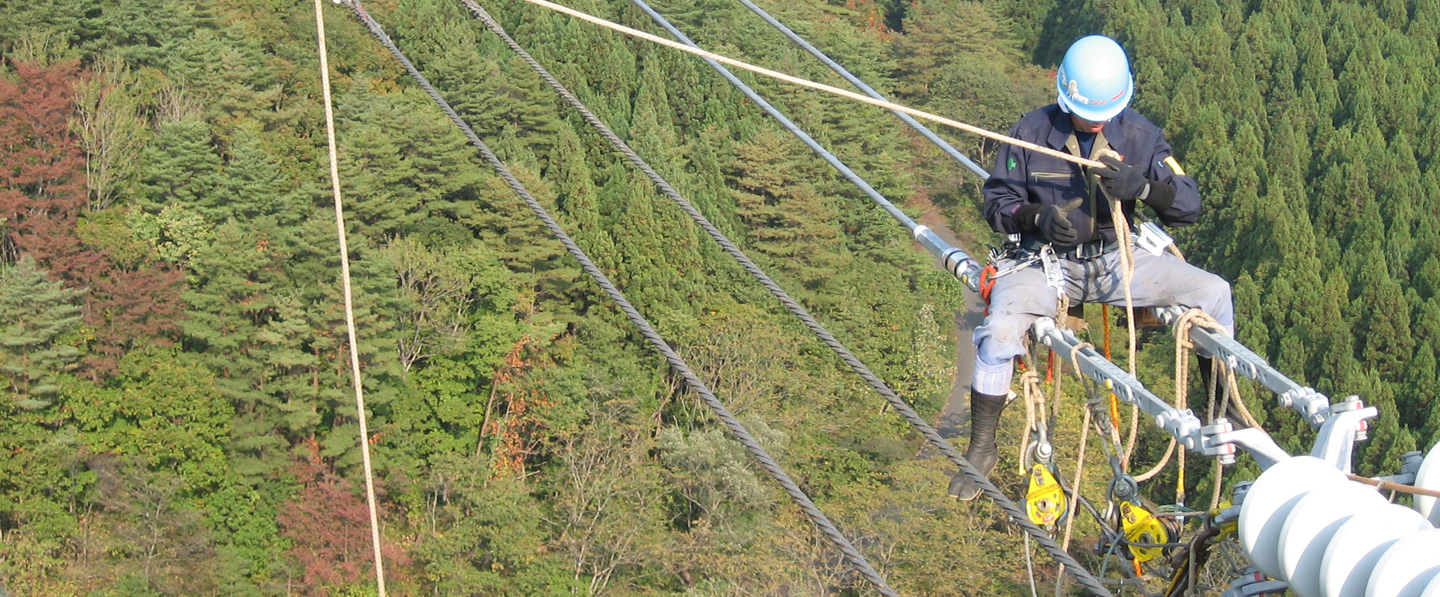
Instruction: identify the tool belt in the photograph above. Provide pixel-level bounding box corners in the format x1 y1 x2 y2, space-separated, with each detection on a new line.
1019 235 1117 261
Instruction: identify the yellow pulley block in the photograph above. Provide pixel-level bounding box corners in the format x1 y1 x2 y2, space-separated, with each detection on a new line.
1120 501 1168 563
1025 464 1066 527
1212 501 1238 538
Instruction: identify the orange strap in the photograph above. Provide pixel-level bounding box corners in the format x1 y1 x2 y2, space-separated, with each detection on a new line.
978 264 998 316
979 264 998 303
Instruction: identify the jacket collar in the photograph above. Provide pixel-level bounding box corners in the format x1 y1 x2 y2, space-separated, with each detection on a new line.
1044 105 1072 151
1044 104 1131 155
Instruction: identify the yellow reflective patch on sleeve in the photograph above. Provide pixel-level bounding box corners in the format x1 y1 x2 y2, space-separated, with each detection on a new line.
1164 155 1187 176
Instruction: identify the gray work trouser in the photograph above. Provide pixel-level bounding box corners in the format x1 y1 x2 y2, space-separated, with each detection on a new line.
970 247 1234 395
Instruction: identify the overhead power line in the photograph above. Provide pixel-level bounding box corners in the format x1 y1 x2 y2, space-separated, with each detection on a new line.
337 1 901 594
515 0 1108 170
462 1 1112 595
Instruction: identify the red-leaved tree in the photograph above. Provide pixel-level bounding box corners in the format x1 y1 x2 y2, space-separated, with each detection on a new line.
278 458 408 594
0 59 184 376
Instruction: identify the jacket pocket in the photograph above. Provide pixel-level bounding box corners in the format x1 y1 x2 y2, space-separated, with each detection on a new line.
1030 170 1073 183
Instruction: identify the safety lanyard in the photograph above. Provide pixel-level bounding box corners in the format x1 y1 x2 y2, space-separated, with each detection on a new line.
1065 129 1110 238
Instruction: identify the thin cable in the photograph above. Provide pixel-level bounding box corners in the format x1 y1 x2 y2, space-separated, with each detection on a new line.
1024 531 1040 597
313 1 387 594
516 0 1108 171
730 0 990 179
339 3 899 594
462 4 1112 593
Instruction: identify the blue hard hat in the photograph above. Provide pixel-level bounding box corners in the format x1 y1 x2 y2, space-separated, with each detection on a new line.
1056 35 1133 122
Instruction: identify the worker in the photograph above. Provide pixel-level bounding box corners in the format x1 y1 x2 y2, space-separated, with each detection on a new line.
949 35 1234 500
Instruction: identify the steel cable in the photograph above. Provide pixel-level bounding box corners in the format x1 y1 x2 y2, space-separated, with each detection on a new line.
338 1 900 594
461 3 1112 594
516 0 1109 169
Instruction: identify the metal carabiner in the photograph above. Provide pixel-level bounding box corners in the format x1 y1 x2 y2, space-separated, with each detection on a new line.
1040 244 1065 293
990 254 1042 279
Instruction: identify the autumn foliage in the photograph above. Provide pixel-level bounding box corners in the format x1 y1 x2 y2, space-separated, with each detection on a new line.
278 458 409 595
0 58 183 376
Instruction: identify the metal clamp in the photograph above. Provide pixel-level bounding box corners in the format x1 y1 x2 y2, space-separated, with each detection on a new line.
1135 221 1174 257
1220 570 1288 597
1204 422 1290 470
1309 395 1378 474
1382 450 1426 486
991 254 1041 279
1154 305 1334 426
1040 244 1064 294
1032 317 1205 452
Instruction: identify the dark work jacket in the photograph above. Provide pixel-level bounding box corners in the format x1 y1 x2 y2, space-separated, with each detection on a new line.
981 104 1200 245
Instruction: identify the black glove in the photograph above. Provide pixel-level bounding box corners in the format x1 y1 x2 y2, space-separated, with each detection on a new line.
1096 155 1149 201
1096 155 1177 212
1015 198 1082 246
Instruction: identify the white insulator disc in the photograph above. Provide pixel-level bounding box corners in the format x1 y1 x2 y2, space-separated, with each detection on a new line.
1414 442 1440 526
1319 503 1432 597
1366 528 1440 597
1422 572 1440 597
1278 481 1388 596
1241 456 1347 580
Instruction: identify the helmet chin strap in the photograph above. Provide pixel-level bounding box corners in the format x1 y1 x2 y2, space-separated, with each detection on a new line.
1057 92 1071 114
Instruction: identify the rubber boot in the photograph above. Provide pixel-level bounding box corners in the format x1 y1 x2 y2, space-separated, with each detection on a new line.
948 390 1009 501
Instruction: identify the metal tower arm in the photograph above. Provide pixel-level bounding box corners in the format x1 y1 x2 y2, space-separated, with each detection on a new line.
1154 306 1332 426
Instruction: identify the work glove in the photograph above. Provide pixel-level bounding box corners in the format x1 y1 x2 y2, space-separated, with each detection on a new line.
1015 198 1082 246
1096 155 1177 212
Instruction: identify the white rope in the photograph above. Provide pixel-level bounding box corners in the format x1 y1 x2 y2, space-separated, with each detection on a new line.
1109 196 1140 471
517 0 1108 170
313 1 388 593
1058 343 1095 553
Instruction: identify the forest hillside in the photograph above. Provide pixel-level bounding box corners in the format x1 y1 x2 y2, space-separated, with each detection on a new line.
0 0 1435 595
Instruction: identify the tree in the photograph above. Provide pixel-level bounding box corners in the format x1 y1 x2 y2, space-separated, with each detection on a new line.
409 452 578 595
384 237 516 372
334 84 484 240
72 53 149 210
138 118 224 216
727 128 849 287
0 256 84 403
0 58 91 266
68 349 231 488
277 459 409 595
548 414 666 595
85 456 218 595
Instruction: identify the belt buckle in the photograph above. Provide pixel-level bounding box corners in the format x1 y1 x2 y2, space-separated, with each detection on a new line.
1074 240 1107 260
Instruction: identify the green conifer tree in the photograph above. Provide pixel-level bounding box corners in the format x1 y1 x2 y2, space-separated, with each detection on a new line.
0 255 83 404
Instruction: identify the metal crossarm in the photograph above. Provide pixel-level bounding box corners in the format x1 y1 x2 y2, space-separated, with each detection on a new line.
1153 306 1332 426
